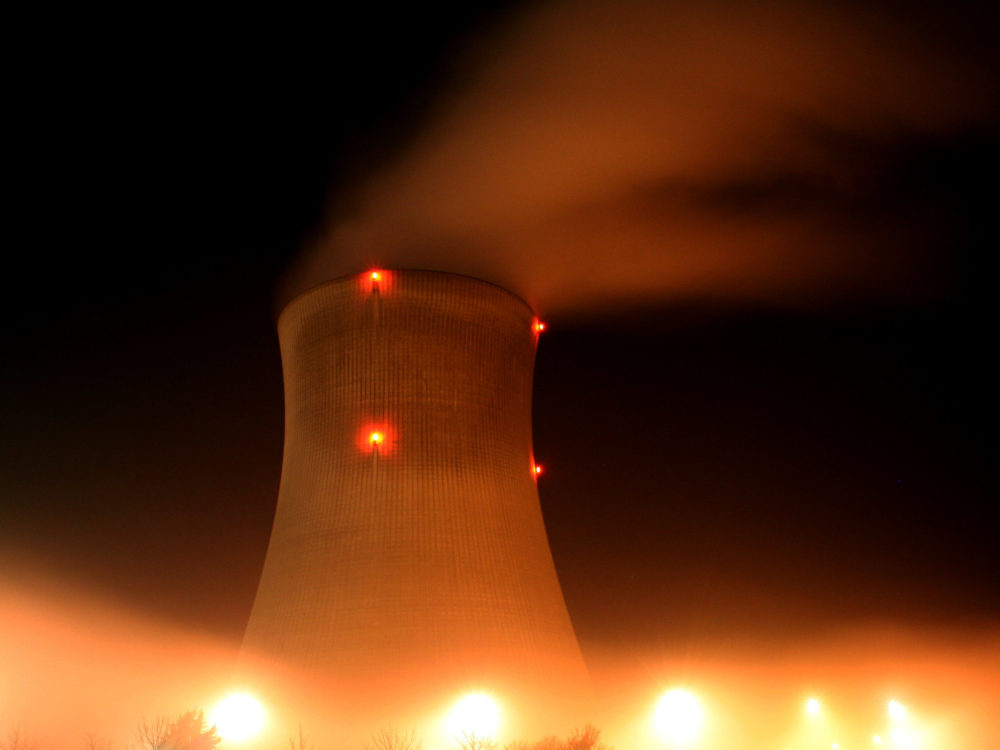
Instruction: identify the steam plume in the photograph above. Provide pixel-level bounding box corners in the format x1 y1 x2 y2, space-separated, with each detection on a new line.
283 0 997 315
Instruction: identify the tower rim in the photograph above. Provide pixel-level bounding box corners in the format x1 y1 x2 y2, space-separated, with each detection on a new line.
278 268 537 329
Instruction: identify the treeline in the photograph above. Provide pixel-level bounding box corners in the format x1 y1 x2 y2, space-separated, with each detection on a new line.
1 710 217 750
2 716 611 750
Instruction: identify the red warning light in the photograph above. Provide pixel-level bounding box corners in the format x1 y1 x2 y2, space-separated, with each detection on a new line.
360 424 394 454
533 319 546 334
533 464 543 477
365 269 389 294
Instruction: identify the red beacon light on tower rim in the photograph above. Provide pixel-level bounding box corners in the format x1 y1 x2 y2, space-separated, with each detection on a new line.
533 463 543 478
532 319 546 334
370 431 384 447
366 269 388 294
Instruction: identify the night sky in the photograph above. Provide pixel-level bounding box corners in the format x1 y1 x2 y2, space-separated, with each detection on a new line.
2 0 997 659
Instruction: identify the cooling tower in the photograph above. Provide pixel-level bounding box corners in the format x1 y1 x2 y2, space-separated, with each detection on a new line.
242 269 588 720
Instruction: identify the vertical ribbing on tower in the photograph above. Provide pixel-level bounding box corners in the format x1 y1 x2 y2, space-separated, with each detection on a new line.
242 269 588 713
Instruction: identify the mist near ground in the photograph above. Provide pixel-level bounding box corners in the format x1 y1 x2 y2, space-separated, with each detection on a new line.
284 0 998 316
4 577 997 749
0 577 234 748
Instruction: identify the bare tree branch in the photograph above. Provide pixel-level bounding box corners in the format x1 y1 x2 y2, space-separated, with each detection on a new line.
366 727 422 750
287 725 313 750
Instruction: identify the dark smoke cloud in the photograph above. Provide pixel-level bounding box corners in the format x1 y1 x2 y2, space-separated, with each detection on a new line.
282 0 997 316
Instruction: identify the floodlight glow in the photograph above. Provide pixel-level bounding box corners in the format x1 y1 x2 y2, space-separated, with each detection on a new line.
370 432 383 446
888 700 907 721
210 692 265 742
445 693 501 740
806 698 821 717
371 271 381 281
653 688 705 745
890 726 920 749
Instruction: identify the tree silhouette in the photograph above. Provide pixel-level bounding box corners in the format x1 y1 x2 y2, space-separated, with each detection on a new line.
83 731 113 750
133 716 170 750
456 732 498 750
366 727 422 750
132 711 219 750
164 711 220 750
2 728 38 750
564 725 610 750
287 725 313 750
501 726 612 750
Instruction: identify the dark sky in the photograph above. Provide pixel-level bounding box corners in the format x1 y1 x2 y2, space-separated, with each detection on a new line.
2 0 997 656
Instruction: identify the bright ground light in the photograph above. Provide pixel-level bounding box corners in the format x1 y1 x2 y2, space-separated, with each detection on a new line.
210 692 265 742
890 726 922 749
888 699 907 721
445 692 502 740
806 697 822 717
653 688 705 745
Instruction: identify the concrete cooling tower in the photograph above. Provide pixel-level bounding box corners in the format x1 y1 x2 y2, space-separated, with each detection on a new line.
242 269 588 721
